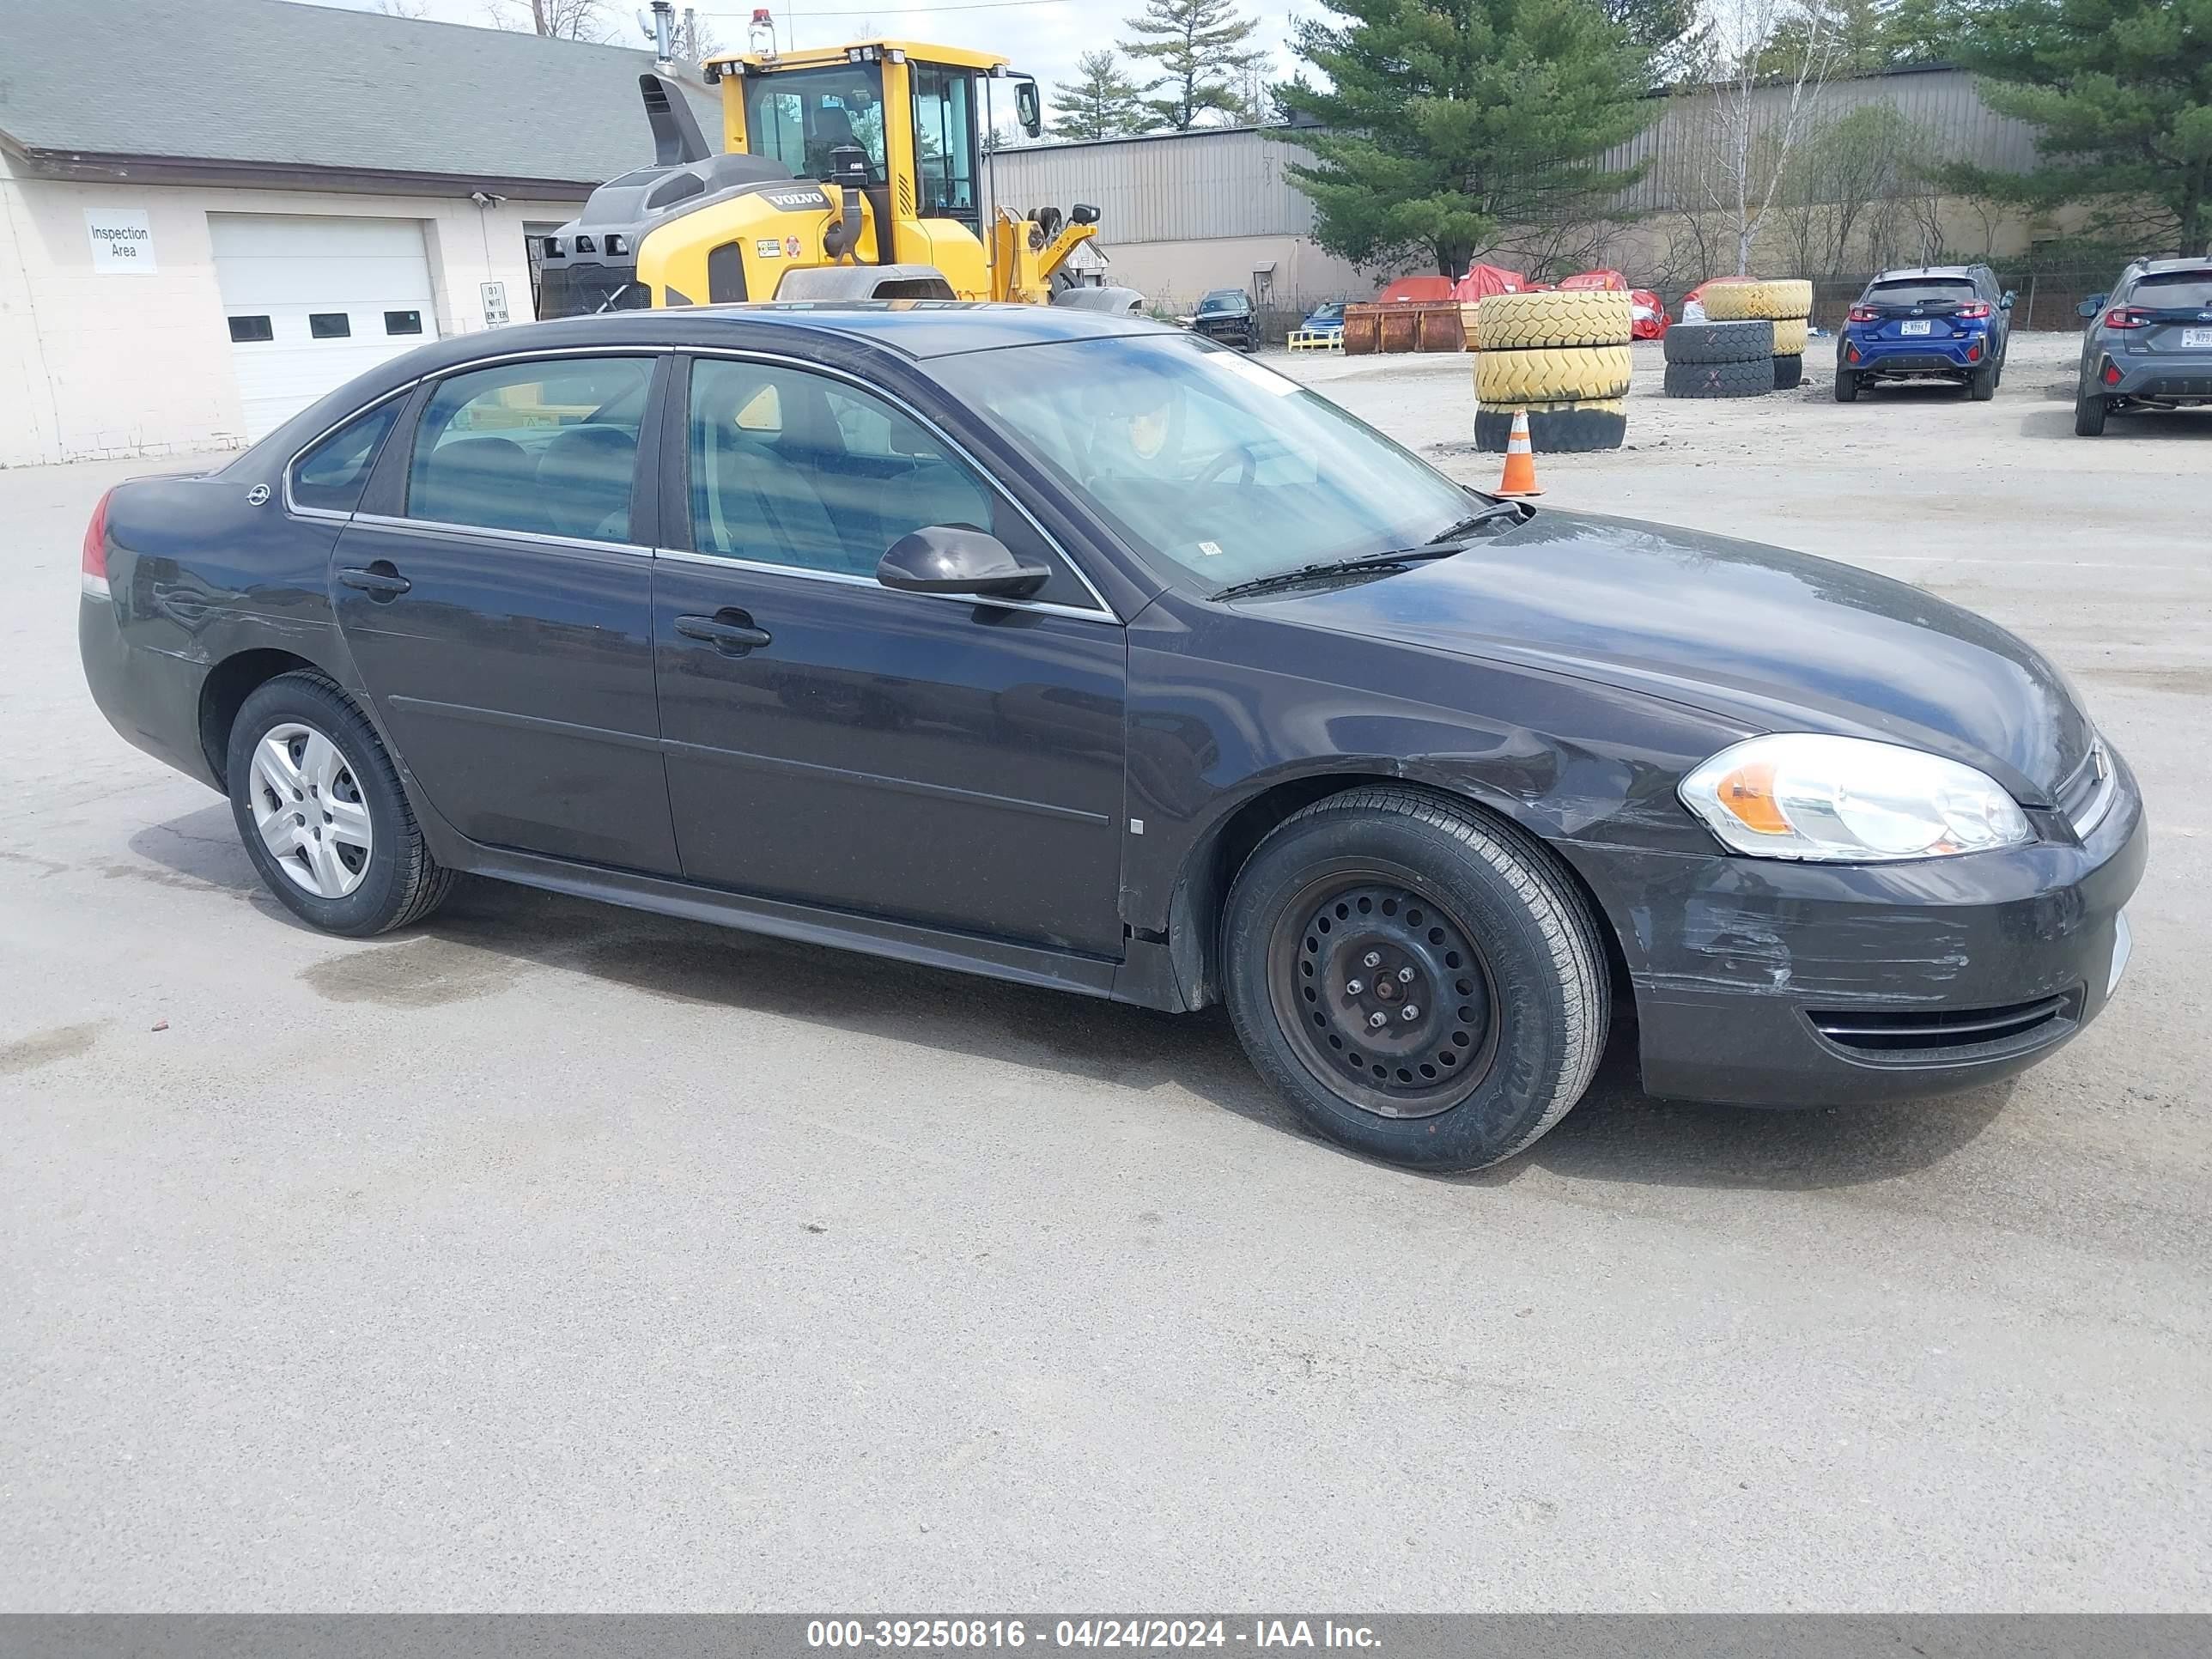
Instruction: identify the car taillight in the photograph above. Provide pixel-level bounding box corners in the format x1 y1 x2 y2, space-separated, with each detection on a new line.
1967 342 1984 361
82 487 114 592
1845 342 1861 362
2104 307 2150 329
1847 305 1879 323
1955 301 1991 319
2103 361 2123 386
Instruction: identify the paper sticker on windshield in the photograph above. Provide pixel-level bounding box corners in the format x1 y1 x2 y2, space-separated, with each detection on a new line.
1196 539 1224 557
1205 349 1299 397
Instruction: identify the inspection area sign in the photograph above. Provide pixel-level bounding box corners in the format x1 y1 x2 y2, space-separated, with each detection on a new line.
84 209 156 272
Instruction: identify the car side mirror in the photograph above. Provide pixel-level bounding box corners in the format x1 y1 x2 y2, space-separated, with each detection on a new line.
1014 81 1042 140
878 525 1049 599
2078 294 2106 319
2000 290 2016 308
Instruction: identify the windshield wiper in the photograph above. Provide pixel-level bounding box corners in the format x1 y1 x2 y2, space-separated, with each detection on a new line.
1209 501 1529 603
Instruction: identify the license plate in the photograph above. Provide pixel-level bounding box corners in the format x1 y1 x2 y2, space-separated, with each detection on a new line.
2183 328 2212 349
2108 911 2132 996
1900 319 1933 336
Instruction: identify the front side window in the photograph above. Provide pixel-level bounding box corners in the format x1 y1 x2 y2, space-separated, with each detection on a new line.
932 332 1475 594
910 63 975 224
406 356 653 541
745 64 887 183
690 358 1012 581
290 398 404 514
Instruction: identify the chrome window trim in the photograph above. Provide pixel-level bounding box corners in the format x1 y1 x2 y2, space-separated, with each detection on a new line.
282 381 422 521
653 544 1112 623
349 511 653 560
682 345 1121 623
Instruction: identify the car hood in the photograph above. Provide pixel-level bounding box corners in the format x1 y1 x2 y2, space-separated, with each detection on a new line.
1261 509 2093 802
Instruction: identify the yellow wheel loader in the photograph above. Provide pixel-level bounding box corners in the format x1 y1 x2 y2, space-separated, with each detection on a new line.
538 23 1142 319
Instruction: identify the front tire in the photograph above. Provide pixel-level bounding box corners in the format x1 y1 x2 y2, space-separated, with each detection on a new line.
227 671 454 936
1222 788 1609 1171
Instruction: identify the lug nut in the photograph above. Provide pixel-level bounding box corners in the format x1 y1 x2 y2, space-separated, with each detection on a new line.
1346 978 1364 995
1401 1004 1420 1021
1368 1012 1388 1030
1398 966 1416 983
1363 951 1382 969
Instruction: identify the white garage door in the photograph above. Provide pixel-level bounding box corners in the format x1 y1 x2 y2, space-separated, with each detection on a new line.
210 214 439 441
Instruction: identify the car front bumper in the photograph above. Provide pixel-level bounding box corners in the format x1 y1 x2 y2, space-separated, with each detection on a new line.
1561 751 2148 1107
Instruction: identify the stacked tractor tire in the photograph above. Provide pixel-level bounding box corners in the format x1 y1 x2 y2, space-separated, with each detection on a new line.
1665 278 1814 396
1472 290 1633 453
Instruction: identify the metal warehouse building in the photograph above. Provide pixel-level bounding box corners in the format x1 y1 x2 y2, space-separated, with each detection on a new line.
0 0 713 467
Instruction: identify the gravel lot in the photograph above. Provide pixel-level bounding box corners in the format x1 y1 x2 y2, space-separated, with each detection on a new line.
3 329 2208 1610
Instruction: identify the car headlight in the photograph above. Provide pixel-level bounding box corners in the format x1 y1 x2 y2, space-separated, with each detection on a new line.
1680 734 2032 861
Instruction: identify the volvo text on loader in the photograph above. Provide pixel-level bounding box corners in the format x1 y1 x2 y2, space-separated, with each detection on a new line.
538 21 1142 319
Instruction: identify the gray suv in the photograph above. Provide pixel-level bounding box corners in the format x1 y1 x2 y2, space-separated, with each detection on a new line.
2075 257 2212 434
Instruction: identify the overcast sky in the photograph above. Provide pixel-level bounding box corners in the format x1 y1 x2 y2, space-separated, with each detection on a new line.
304 0 1316 130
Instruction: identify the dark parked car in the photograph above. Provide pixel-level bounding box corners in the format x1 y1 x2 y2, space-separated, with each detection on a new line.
1188 288 1256 349
1836 264 2013 401
81 305 2144 1171
2073 256 2212 434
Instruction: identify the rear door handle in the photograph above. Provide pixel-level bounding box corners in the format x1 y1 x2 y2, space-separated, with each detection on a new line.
676 611 772 654
337 563 411 599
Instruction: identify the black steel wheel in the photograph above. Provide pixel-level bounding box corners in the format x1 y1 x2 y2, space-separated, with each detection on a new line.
1224 787 1610 1171
1266 870 1502 1120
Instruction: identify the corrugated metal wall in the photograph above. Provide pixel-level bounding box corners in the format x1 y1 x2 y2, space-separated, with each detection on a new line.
988 68 2037 240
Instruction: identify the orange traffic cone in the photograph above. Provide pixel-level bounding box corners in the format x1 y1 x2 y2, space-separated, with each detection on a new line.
1495 409 1542 496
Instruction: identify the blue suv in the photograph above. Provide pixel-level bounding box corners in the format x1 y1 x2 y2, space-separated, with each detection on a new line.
1835 264 2014 403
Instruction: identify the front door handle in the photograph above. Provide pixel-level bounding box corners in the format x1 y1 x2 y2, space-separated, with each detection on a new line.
337 562 411 600
676 611 773 654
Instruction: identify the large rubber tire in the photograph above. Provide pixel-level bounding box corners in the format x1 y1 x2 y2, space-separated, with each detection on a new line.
1476 289 1634 349
1968 361 1996 401
226 671 455 937
1222 787 1609 1171
1834 367 1860 402
1663 358 1771 398
1772 353 1803 391
1473 399 1627 453
1662 319 1774 364
1474 343 1633 404
2074 392 2106 434
1702 278 1814 322
1769 316 1809 356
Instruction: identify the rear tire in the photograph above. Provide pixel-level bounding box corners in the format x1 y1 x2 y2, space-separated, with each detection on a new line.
226 671 455 937
1834 368 1860 403
1968 362 1996 401
1222 788 1609 1171
2074 392 2107 435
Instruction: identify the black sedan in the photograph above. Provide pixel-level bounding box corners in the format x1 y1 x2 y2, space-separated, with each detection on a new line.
80 305 2144 1170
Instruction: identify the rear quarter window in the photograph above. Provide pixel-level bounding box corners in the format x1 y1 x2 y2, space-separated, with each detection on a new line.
289 398 404 514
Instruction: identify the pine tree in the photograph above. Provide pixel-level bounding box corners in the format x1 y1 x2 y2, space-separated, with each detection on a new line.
1120 0 1271 131
1950 0 2212 254
1276 0 1655 276
1051 50 1152 140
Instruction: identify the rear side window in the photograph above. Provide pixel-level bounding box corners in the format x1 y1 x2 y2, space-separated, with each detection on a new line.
1866 280 1978 307
406 356 653 542
2130 271 2212 307
289 398 404 515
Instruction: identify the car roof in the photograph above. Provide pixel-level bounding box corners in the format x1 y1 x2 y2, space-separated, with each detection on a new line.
2131 257 2212 276
386 301 1174 376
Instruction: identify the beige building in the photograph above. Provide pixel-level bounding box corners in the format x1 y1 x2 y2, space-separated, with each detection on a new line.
0 0 714 468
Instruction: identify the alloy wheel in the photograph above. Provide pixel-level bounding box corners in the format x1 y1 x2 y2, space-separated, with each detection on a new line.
248 721 373 899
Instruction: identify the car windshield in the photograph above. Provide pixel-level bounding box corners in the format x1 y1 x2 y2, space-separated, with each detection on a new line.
2130 271 2212 307
1865 279 1978 307
931 332 1482 592
1197 293 1245 313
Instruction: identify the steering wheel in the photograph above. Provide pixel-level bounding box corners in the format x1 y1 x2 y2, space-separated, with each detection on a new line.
1192 444 1259 487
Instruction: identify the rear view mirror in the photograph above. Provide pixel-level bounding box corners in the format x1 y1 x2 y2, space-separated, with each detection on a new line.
2001 290 2016 308
2078 294 2106 318
878 525 1050 599
1015 81 1042 140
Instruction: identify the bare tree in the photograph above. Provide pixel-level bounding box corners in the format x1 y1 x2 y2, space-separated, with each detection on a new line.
498 0 616 41
374 0 434 16
672 8 721 64
1687 0 1843 274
